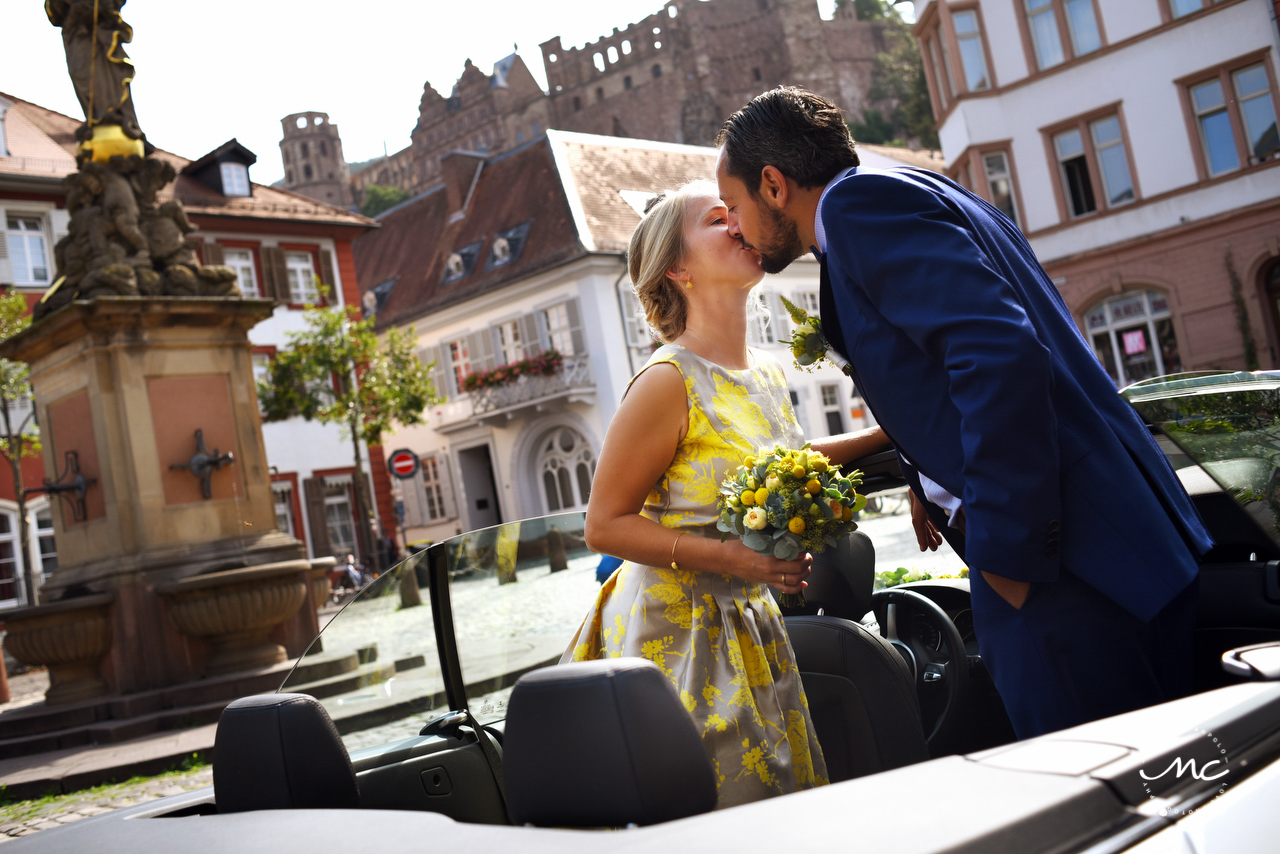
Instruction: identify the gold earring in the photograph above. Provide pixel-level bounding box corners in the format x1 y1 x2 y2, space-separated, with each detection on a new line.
683 278 693 290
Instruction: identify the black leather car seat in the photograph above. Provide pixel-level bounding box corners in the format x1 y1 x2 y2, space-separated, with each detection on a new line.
782 530 930 782
214 693 359 813
503 658 718 826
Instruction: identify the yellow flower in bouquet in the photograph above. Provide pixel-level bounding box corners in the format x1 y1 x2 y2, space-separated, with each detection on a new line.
717 443 867 607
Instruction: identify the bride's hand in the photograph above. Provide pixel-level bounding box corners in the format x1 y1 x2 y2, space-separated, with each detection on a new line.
722 540 812 595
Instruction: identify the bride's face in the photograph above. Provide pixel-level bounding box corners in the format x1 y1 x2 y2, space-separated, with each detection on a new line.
671 193 764 291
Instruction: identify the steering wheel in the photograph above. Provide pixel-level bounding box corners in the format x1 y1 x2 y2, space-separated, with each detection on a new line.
870 588 969 750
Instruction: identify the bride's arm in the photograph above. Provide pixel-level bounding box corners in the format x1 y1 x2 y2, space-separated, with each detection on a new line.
808 425 891 467
585 363 810 594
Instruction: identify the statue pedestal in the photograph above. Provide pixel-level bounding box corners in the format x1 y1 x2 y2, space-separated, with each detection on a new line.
0 297 319 697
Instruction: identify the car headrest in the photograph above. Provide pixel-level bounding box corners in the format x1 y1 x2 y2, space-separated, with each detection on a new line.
214 693 359 813
504 659 718 826
803 530 875 620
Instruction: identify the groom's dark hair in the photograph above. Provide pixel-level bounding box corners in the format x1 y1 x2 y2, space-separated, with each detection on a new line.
716 87 859 198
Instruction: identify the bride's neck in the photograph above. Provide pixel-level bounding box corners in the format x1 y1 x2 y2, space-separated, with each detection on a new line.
677 291 752 370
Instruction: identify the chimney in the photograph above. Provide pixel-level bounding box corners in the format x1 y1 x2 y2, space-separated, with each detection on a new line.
440 150 485 219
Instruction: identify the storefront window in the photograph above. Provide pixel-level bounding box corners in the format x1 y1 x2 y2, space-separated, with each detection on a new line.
1084 290 1183 387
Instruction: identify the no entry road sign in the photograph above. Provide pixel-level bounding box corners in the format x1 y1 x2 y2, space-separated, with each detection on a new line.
388 448 420 479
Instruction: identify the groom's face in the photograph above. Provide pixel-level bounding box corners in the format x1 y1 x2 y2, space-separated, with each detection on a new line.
716 152 806 275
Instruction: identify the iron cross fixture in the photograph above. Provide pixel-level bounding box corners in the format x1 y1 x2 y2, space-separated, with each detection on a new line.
170 429 235 499
23 450 97 523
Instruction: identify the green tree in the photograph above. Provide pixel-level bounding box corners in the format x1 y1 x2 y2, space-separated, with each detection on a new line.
0 290 42 606
360 184 411 218
840 2 940 150
257 298 438 591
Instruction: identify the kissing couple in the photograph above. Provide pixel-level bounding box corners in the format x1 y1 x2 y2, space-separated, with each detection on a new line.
562 87 1210 809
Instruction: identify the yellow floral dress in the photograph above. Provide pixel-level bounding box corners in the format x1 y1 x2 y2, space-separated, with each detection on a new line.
563 343 829 809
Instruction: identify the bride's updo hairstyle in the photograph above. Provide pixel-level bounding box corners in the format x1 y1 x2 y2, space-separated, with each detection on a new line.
628 179 718 343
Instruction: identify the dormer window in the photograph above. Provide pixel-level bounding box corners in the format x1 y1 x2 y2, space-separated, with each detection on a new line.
491 237 510 263
220 162 250 197
442 241 483 284
486 221 531 271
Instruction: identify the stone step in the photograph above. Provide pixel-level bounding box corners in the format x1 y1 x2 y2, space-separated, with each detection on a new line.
0 649 363 751
0 700 230 760
278 654 427 701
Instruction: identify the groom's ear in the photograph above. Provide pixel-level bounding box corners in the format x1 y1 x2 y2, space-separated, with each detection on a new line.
759 166 789 210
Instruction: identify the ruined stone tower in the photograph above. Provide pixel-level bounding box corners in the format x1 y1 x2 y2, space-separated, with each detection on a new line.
280 111 352 208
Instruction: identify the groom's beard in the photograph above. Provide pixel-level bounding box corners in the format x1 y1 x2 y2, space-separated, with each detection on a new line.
752 205 806 275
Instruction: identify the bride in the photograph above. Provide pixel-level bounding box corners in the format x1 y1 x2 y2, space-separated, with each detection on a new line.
566 180 889 808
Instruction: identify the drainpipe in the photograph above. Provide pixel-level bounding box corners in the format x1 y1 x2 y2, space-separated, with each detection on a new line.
611 253 637 377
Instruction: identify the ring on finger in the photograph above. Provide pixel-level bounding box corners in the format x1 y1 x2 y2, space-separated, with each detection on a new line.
782 573 788 585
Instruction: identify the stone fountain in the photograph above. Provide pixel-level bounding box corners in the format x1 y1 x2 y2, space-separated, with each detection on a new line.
0 2 325 713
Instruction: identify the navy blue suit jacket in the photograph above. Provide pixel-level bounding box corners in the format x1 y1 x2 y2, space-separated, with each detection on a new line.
817 167 1212 622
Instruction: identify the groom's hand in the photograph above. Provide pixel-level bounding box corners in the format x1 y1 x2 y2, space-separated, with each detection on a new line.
908 490 942 552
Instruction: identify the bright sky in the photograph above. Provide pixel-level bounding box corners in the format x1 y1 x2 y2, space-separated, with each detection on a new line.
2 1 912 185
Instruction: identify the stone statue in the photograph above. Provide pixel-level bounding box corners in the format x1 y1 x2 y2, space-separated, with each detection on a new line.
33 0 243 321
45 0 145 143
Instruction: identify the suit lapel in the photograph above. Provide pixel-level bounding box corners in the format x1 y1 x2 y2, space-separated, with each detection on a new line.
817 255 851 362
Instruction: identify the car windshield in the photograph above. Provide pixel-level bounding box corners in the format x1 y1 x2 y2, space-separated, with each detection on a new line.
279 512 600 751
1123 371 1280 542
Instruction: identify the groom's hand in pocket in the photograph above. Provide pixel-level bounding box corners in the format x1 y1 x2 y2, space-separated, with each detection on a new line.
909 490 943 552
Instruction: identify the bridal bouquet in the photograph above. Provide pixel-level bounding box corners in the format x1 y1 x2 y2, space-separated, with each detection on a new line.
716 444 866 607
780 296 854 376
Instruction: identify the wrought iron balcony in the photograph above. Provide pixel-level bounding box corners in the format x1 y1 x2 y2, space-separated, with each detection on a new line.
469 354 595 426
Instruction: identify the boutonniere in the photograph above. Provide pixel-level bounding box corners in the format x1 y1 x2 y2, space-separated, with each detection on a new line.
780 296 855 376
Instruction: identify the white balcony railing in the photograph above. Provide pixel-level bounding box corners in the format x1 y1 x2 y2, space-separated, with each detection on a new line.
469 354 595 424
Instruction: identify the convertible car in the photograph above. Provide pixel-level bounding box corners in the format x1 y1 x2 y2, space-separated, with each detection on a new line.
12 371 1280 853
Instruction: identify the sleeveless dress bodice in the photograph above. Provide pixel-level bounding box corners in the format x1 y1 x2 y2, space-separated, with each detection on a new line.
562 344 828 808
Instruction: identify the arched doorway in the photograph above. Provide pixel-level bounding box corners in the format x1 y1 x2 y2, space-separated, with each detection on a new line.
1082 289 1183 386
536 426 596 514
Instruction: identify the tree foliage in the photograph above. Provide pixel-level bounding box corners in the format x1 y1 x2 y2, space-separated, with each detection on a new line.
360 184 411 219
845 2 941 150
258 298 438 576
0 289 41 604
257 303 436 446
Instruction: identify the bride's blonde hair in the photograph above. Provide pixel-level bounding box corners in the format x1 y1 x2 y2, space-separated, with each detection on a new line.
627 179 719 343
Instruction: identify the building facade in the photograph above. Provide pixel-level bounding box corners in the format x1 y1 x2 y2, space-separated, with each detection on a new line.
912 0 1280 382
344 0 897 206
355 130 934 542
0 93 385 606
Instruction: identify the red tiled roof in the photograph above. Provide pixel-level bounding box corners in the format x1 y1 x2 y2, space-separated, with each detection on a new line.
0 91 373 228
354 138 583 330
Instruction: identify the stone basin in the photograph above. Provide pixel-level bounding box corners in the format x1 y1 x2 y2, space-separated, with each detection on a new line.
157 560 310 677
310 556 337 605
2 594 114 705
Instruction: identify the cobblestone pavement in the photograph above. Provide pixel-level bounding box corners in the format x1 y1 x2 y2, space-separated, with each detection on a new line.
0 765 212 840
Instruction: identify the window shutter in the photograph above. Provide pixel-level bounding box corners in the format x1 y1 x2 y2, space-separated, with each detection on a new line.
203 242 226 266
0 232 10 286
303 477 332 558
49 209 70 243
565 297 586 355
0 231 7 259
260 246 288 302
466 330 496 373
769 293 789 341
419 345 448 399
435 453 458 519
519 313 543 357
400 468 428 528
619 285 646 347
318 249 336 305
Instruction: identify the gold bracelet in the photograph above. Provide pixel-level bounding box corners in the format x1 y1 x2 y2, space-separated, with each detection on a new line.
670 532 687 571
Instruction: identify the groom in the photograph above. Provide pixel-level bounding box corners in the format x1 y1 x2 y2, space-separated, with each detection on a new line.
714 87 1213 739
